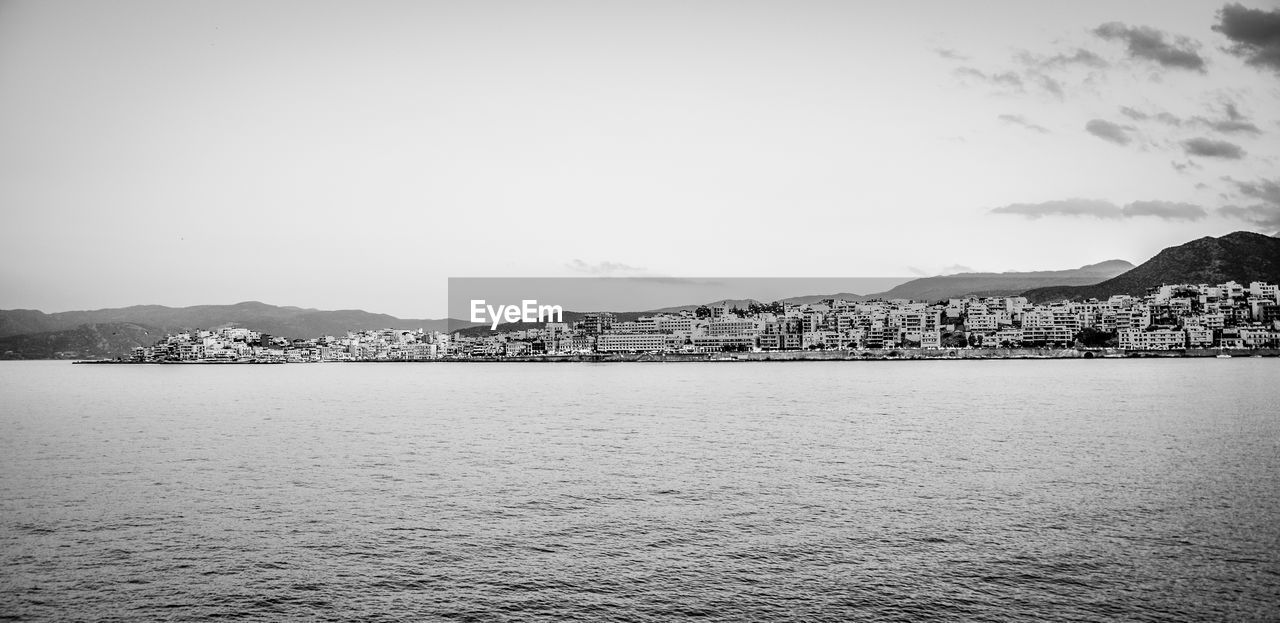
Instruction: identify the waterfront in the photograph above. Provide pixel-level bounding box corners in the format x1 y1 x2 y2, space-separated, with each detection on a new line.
2 360 1278 621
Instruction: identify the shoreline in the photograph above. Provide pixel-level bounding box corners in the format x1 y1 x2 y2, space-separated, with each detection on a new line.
69 348 1280 364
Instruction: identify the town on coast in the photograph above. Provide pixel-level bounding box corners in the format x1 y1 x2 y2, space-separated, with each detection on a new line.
107 280 1280 363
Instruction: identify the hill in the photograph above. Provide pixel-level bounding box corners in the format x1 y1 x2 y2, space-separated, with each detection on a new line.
0 301 462 340
1023 231 1280 303
448 262 1136 336
864 260 1133 302
0 323 159 360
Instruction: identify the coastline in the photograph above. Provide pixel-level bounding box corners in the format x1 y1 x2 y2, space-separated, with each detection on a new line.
70 348 1280 364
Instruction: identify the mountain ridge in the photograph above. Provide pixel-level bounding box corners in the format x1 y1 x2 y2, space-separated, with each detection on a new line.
1023 231 1280 302
0 301 461 340
859 259 1134 302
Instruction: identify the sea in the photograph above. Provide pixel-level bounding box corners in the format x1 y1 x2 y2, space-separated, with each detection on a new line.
1 359 1277 622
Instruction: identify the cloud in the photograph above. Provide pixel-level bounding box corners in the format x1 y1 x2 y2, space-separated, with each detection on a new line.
1213 3 1280 73
1218 204 1280 228
934 48 969 61
565 259 645 275
1201 101 1261 133
990 198 1207 220
1123 200 1207 220
1119 106 1149 121
907 264 976 277
1118 106 1184 126
998 114 1049 133
1198 118 1260 134
1225 176 1280 204
1085 119 1134 145
1216 177 1280 230
631 277 726 287
1032 48 1109 69
1012 49 1107 98
1182 137 1245 159
954 67 1023 88
1119 103 1262 134
1034 74 1065 98
1093 22 1207 72
957 46 1104 99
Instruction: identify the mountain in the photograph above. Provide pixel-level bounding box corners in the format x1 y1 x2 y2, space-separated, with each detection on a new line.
0 323 159 360
860 260 1134 302
780 293 870 305
1023 231 1280 303
0 301 461 340
451 263 1137 337
643 299 764 314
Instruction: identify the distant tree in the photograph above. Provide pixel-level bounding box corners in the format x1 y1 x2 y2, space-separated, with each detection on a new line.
695 305 711 319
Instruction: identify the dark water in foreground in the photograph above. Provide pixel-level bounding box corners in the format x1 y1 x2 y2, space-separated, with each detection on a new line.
1 360 1278 622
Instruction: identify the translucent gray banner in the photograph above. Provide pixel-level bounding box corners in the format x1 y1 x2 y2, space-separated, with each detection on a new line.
447 277 910 332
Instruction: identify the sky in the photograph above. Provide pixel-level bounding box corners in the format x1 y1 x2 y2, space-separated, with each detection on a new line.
2 0 1279 317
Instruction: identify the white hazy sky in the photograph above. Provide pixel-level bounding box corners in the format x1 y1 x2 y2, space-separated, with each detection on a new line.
3 0 1279 317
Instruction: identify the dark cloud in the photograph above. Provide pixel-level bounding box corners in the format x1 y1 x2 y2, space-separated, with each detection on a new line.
1171 159 1203 173
990 198 1206 220
1193 101 1261 134
1213 3 1280 73
1085 119 1134 145
1198 117 1261 134
1216 177 1280 230
1218 204 1280 228
934 48 970 61
1093 22 1207 72
1226 176 1280 204
954 67 1023 88
1182 137 1246 158
998 114 1049 133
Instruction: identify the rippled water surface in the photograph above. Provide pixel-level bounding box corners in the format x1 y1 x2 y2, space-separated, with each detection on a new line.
2 360 1278 621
